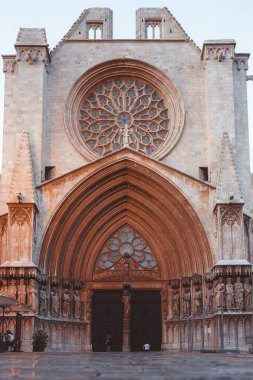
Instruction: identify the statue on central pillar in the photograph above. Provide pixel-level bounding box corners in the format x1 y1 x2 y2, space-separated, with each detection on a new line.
122 288 131 319
122 286 131 352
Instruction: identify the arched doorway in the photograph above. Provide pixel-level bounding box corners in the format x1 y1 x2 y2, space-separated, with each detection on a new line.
39 150 213 351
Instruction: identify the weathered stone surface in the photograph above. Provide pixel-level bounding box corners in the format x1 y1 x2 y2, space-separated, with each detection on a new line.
1 352 253 380
0 7 252 353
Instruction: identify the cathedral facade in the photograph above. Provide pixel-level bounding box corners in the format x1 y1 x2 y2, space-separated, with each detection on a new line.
0 7 253 352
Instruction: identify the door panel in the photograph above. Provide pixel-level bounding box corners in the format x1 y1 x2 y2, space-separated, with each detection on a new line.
92 291 123 351
130 291 161 351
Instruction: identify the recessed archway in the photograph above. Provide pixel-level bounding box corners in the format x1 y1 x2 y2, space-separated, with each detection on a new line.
39 149 213 282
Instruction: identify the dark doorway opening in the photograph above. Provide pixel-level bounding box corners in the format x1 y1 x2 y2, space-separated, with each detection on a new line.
92 291 123 352
130 290 161 351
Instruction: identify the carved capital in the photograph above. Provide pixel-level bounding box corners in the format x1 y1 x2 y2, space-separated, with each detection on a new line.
169 278 180 289
2 56 17 73
234 54 250 71
205 47 234 62
181 276 191 287
202 41 235 63
16 47 49 66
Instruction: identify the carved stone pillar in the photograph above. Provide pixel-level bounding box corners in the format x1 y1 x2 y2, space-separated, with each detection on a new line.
84 288 92 352
122 288 131 352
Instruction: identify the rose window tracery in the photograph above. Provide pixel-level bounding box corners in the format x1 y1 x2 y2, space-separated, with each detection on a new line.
95 225 158 272
79 79 170 157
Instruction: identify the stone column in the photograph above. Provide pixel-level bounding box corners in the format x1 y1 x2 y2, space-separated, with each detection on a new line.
84 288 92 352
122 288 131 352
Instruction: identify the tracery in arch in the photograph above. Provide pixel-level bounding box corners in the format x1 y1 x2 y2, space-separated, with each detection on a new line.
93 224 160 281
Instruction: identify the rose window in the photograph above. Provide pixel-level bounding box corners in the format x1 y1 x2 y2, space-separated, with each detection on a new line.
95 225 158 271
79 79 170 157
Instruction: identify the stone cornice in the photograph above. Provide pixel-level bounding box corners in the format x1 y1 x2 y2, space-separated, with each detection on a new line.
15 45 51 65
2 55 17 73
234 53 250 71
201 40 235 62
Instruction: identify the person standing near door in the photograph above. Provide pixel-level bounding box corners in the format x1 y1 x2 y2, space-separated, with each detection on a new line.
105 333 112 352
143 343 151 351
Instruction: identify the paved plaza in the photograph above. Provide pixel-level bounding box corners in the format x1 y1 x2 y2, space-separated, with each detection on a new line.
1 352 253 380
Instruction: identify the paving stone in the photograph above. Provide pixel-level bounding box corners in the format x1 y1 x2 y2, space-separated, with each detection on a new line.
1 352 253 380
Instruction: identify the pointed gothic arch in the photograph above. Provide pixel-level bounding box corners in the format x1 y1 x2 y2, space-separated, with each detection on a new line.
39 150 213 282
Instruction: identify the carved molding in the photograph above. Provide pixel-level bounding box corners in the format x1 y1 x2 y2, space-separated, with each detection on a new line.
234 57 249 71
169 278 180 289
16 47 49 66
212 265 251 279
0 266 38 279
203 46 234 62
221 207 241 226
2 56 17 73
10 207 31 226
128 184 153 200
93 269 161 281
0 217 8 235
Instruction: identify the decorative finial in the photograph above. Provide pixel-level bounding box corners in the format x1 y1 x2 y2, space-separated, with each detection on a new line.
16 192 23 203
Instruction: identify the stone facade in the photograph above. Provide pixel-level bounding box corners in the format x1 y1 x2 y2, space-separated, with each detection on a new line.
0 7 253 352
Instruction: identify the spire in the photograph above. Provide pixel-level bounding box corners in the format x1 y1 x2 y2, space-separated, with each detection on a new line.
8 131 36 204
216 132 243 204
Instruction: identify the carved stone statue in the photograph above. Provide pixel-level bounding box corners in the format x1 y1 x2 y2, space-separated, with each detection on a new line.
39 286 47 315
73 290 81 319
162 288 168 320
244 277 252 310
172 291 180 317
62 288 71 318
206 284 214 313
28 280 38 312
214 277 225 309
225 278 234 310
194 287 202 315
51 287 59 317
8 279 17 299
85 290 92 321
234 277 244 310
17 279 26 304
122 289 131 320
0 279 7 295
183 289 191 316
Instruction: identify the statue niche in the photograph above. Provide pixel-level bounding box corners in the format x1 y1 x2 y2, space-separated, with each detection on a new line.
221 207 242 260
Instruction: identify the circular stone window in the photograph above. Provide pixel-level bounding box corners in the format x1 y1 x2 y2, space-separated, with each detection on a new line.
79 79 170 157
65 59 185 160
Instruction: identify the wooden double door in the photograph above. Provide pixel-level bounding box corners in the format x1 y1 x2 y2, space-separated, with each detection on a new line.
92 290 161 351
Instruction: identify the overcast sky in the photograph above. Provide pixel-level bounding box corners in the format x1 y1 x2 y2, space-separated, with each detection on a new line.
0 0 252 170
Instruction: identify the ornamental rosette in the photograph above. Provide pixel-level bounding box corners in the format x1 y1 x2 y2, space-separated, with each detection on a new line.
79 79 170 157
64 59 185 160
